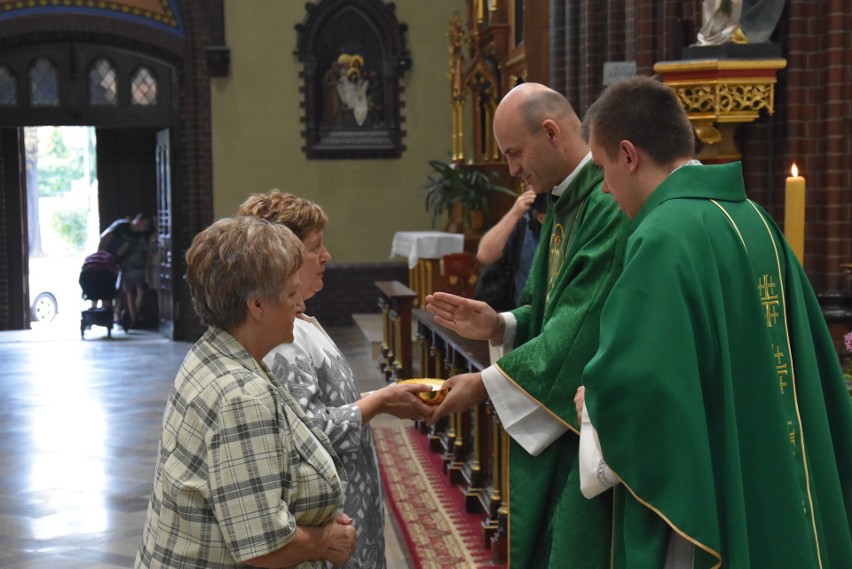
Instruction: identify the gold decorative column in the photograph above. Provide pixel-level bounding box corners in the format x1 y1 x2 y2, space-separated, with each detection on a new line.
653 58 786 163
448 15 466 162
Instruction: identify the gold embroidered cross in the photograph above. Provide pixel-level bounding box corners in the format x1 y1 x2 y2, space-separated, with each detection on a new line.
777 367 788 394
758 275 780 327
773 345 788 393
787 420 797 455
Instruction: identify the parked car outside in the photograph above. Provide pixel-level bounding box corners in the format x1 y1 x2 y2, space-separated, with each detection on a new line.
29 255 89 325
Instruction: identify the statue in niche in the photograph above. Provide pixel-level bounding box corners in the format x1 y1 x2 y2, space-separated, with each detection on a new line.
321 60 342 125
697 0 785 45
297 0 410 158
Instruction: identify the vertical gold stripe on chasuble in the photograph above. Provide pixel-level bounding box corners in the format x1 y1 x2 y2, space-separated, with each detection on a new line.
746 200 824 568
712 199 823 568
710 199 748 251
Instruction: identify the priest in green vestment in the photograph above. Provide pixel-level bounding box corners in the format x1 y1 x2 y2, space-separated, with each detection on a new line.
425 83 631 568
575 76 852 568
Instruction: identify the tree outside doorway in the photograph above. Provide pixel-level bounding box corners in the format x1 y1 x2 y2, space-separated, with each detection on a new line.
26 126 100 328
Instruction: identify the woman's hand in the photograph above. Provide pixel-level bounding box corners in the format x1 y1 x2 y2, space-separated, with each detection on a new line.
245 515 356 567
357 383 435 423
320 513 356 566
377 383 436 421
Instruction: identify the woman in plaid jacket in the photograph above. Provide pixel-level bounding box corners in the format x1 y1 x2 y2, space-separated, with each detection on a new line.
136 216 355 569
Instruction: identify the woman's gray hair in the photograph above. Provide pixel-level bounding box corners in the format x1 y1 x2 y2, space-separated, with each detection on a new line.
185 216 303 330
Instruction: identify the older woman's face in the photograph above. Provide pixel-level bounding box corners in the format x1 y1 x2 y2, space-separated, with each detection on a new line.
269 271 303 345
298 229 332 302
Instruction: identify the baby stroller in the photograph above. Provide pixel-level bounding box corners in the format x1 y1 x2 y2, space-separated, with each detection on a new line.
79 251 118 338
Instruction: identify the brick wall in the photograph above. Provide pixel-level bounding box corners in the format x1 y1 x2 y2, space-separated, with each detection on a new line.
549 0 852 296
170 1 217 342
304 262 409 327
782 0 852 290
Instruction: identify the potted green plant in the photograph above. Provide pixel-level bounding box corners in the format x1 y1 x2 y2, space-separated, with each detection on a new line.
419 159 514 232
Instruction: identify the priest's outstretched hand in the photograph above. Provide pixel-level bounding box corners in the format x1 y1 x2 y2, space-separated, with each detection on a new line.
425 372 487 426
425 292 506 344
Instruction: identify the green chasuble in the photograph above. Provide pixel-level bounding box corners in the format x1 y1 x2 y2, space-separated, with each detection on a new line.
583 162 852 568
495 160 631 568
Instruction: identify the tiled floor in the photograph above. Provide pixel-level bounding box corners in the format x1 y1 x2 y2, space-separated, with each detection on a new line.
0 318 412 568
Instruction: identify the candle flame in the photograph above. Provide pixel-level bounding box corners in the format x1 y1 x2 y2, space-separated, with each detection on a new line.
791 163 799 177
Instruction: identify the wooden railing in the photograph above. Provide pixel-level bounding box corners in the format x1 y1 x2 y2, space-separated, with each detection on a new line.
375 280 417 381
413 308 508 563
372 281 509 563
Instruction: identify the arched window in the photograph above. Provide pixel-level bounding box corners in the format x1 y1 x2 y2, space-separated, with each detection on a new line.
30 57 59 107
89 58 118 106
0 44 174 126
0 66 16 106
131 67 157 106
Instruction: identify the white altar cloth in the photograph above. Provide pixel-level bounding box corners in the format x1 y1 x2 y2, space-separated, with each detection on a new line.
390 231 464 269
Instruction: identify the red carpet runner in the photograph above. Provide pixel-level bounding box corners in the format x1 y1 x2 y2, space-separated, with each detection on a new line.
373 423 506 569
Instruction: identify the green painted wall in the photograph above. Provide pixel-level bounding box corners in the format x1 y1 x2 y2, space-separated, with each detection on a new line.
211 0 464 262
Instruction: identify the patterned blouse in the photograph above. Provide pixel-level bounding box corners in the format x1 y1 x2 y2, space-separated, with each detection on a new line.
265 316 386 569
135 327 346 569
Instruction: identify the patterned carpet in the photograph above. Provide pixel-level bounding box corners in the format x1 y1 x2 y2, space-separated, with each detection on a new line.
373 423 506 569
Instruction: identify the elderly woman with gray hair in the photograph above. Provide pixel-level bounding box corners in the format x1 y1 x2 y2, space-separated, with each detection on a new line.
135 216 355 569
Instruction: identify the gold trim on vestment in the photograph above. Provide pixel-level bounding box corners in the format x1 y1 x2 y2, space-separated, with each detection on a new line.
506 432 510 565
546 199 585 302
747 200 824 568
611 467 722 567
492 362 578 435
710 199 747 250
610 499 616 569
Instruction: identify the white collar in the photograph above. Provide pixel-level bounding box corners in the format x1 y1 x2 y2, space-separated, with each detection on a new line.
552 152 593 197
670 158 702 175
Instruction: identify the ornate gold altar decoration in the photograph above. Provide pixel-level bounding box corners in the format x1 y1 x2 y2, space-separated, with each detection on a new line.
448 15 466 162
654 59 787 162
467 64 500 162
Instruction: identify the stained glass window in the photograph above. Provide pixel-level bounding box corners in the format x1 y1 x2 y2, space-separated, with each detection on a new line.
90 58 117 106
131 67 157 105
0 66 16 106
30 57 59 107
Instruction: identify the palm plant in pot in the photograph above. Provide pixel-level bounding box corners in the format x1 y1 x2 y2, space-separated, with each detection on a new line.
419 159 515 233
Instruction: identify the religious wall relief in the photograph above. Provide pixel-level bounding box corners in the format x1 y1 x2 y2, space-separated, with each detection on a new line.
295 0 411 159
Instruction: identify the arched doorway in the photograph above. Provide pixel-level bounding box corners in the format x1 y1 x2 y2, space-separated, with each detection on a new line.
0 1 222 341
0 42 176 336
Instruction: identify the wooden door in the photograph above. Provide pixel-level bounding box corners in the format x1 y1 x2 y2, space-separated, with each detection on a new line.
155 129 174 338
1 128 28 329
95 128 157 230
96 127 160 327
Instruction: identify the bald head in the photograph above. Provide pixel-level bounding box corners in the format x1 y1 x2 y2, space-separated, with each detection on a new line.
493 83 588 191
495 83 580 134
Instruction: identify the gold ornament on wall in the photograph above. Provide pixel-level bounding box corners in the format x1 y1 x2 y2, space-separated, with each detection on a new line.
654 58 787 162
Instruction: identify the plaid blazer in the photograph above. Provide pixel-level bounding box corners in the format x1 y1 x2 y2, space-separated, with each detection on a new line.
135 327 346 569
